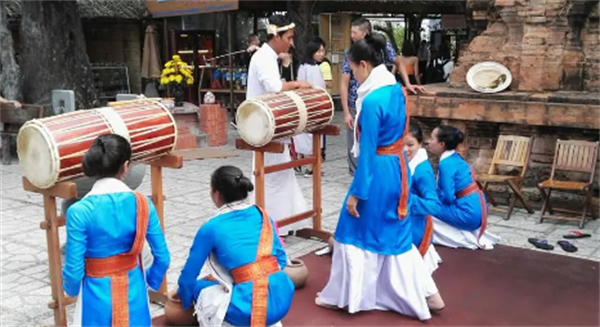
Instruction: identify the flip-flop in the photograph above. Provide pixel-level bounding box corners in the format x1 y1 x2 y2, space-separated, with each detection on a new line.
557 240 578 253
528 238 554 250
563 230 591 239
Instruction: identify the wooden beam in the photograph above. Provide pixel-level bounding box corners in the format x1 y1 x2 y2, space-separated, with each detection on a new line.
235 139 285 153
296 228 332 242
311 124 341 136
149 154 184 169
22 178 77 198
264 157 315 174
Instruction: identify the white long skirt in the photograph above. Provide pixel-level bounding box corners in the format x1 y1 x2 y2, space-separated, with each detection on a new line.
432 217 501 250
292 133 323 156
423 244 442 275
318 241 438 321
250 143 309 235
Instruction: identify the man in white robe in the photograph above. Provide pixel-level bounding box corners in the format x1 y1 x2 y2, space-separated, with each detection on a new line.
246 14 312 236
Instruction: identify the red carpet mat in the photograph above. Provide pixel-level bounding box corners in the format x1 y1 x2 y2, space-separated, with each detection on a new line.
153 245 599 326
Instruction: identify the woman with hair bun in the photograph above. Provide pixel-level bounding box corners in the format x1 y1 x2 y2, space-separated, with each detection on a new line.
177 165 293 327
403 122 443 274
62 134 170 327
427 125 500 250
316 33 444 320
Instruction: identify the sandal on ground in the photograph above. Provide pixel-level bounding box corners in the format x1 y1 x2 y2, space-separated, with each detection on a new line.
563 230 591 239
528 238 554 250
557 240 578 253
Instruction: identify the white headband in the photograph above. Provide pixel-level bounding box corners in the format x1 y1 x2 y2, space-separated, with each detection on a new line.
266 23 296 36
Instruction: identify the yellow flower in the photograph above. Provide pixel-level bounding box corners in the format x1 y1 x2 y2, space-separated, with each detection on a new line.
160 77 169 85
169 75 176 82
186 78 193 85
175 75 183 83
173 55 181 62
165 61 173 68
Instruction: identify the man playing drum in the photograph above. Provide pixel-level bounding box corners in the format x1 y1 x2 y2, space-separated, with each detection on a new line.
246 14 312 236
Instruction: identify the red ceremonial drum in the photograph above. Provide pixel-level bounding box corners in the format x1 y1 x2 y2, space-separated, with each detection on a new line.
17 99 177 189
235 87 334 147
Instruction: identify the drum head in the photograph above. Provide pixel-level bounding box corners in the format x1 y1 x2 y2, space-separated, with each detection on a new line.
236 100 274 147
17 123 58 189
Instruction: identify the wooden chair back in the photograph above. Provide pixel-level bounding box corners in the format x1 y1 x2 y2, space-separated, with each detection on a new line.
488 135 534 177
550 140 600 183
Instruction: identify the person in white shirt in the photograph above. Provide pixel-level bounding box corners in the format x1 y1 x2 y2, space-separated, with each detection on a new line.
246 14 312 236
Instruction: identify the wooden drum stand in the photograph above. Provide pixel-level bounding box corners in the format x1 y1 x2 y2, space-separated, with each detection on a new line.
22 148 235 327
235 124 340 242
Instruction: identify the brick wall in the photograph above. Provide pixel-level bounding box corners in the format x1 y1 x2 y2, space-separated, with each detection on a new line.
198 104 228 147
83 20 142 94
451 0 600 93
582 2 600 93
413 116 600 213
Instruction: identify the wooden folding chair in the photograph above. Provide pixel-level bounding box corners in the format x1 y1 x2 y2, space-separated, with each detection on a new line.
477 135 535 220
538 139 599 228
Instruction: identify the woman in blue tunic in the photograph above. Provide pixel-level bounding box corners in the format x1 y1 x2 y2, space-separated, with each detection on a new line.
63 134 171 327
316 33 444 320
177 166 294 327
403 123 442 274
427 125 500 250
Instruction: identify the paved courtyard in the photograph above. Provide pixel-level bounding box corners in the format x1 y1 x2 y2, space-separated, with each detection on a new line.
1 114 599 326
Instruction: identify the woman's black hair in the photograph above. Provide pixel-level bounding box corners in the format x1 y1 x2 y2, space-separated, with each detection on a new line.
408 122 423 144
401 42 417 57
348 32 386 67
435 125 464 151
82 134 131 178
266 14 293 41
211 165 254 204
303 37 326 65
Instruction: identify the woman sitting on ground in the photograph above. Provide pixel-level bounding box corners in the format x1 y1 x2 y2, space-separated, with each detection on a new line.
62 134 170 326
427 125 500 250
177 165 294 327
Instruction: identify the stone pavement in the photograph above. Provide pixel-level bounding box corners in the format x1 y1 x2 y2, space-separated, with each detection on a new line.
1 114 599 326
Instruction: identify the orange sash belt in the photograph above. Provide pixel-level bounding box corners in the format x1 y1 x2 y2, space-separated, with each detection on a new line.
84 192 149 327
231 257 280 284
418 215 434 256
455 182 488 242
230 206 277 327
377 139 410 219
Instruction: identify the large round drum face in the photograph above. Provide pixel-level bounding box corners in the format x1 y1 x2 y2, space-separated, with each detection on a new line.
236 100 275 147
17 123 58 189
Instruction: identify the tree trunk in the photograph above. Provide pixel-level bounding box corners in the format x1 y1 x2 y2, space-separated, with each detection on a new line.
287 0 314 63
20 0 97 109
0 2 21 101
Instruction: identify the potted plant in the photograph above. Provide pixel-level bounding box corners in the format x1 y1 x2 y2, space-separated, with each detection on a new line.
160 55 194 107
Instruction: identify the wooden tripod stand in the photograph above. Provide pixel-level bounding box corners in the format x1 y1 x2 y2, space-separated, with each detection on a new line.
235 125 339 242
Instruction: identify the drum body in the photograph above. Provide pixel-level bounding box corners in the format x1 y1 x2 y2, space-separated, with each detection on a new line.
17 100 177 189
236 87 334 147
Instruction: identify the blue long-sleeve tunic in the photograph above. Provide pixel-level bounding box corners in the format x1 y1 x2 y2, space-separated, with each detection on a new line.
409 156 441 246
333 83 413 256
436 151 486 231
63 185 170 327
177 206 294 326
